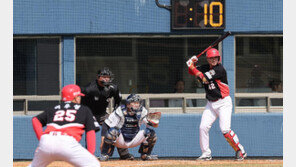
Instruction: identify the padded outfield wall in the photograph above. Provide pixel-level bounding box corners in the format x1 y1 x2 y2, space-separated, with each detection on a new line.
13 113 283 159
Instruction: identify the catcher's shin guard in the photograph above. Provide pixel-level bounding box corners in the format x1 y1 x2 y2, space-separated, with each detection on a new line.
223 130 245 154
101 127 120 157
117 148 134 160
139 128 157 156
101 142 115 156
117 147 129 156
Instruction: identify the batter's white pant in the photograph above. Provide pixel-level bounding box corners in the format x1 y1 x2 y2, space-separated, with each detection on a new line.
114 130 147 148
28 133 100 167
199 96 232 155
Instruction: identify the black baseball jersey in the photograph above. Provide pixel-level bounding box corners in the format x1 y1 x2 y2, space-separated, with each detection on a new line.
197 64 230 101
35 101 97 142
80 80 122 123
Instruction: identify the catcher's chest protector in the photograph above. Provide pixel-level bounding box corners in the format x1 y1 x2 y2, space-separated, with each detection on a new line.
121 112 140 141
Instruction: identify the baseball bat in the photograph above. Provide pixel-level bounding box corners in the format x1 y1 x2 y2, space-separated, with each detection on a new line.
195 31 231 58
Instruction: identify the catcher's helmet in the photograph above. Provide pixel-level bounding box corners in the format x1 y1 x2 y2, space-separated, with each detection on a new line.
126 94 142 114
61 84 85 101
206 48 220 60
126 94 142 104
97 67 114 86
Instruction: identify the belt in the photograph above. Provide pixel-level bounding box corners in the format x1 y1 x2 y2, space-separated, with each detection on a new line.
48 131 68 136
209 96 225 102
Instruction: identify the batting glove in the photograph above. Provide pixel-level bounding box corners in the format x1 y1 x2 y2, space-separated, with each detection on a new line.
186 56 198 67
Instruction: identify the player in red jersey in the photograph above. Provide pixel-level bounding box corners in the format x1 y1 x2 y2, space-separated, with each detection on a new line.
28 84 100 167
186 48 247 161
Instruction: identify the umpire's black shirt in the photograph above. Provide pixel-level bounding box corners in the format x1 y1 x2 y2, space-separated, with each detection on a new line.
81 80 122 124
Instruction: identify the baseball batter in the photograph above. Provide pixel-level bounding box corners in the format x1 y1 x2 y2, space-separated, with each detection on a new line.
99 94 159 161
186 48 247 161
28 84 100 167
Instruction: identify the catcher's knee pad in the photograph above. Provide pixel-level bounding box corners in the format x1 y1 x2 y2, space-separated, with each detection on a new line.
144 128 156 139
105 127 120 145
223 130 245 153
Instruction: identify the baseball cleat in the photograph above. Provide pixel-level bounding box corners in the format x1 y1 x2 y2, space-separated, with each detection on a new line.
197 153 212 161
99 154 109 161
120 153 135 160
235 150 247 161
141 154 158 161
197 155 212 161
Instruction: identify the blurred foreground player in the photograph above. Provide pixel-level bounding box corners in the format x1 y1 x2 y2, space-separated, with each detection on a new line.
28 84 100 167
186 48 247 161
99 94 161 161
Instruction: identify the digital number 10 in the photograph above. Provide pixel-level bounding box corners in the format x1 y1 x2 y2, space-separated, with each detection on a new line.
203 2 223 27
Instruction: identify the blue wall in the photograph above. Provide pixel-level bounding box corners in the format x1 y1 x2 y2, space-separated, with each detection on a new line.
13 0 282 34
13 0 170 34
14 113 283 159
61 36 75 87
222 36 235 107
225 0 283 32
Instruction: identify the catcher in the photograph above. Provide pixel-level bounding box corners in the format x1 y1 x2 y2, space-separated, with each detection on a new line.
99 94 160 161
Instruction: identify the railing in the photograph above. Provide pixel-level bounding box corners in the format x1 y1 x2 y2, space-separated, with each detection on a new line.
13 93 283 115
119 93 206 114
13 95 61 115
235 93 283 113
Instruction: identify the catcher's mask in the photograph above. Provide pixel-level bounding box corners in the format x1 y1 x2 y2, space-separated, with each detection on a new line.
126 94 142 115
97 67 114 86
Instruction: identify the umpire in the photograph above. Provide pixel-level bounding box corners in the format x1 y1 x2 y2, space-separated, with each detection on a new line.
80 67 122 156
81 67 122 126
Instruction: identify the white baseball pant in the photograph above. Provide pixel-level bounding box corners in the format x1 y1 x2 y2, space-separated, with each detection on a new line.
28 133 100 167
199 96 232 155
114 130 147 148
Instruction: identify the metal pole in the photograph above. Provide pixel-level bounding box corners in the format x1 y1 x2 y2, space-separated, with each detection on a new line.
24 99 28 115
145 98 150 111
182 98 187 113
108 98 114 114
266 97 271 112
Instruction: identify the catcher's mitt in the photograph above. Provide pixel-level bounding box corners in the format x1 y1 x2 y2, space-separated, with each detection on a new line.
147 112 161 127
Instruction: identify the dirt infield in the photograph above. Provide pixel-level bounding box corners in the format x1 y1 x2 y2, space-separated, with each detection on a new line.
13 158 283 167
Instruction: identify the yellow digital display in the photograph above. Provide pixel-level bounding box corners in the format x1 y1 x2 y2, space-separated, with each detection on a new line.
172 0 225 29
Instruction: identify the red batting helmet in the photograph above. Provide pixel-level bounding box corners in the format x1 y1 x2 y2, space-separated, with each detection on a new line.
61 84 85 101
206 48 220 60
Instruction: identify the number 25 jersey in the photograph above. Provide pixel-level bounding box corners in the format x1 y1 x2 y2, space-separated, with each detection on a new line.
35 101 96 142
